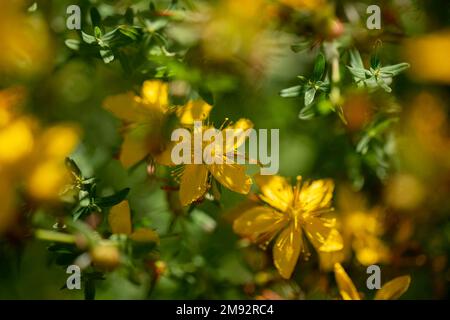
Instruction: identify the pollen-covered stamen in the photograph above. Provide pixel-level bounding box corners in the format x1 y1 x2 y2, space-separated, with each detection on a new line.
293 176 302 206
171 165 185 182
219 117 231 131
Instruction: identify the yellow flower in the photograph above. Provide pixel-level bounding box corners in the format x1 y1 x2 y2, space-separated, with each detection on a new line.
320 187 390 270
334 263 411 300
108 200 160 244
279 0 326 10
403 31 450 84
103 80 212 168
165 119 254 206
0 87 80 233
26 124 80 200
0 0 53 78
233 174 343 279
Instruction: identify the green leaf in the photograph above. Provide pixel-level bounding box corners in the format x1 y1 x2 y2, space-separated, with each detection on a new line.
95 188 130 208
65 158 82 177
348 50 367 82
299 104 315 120
377 79 392 92
356 134 371 154
100 48 114 64
304 86 316 106
370 54 380 69
118 26 140 41
28 2 38 12
199 87 214 106
90 7 102 28
81 32 97 44
94 26 103 39
317 81 330 92
146 19 168 32
313 53 326 81
380 63 410 77
65 39 80 51
125 8 134 25
291 40 311 53
347 66 367 81
349 49 364 69
280 85 302 98
73 206 89 221
357 117 398 154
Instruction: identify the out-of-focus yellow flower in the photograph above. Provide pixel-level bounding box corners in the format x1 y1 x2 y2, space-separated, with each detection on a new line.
0 1 53 78
385 173 425 211
334 263 411 300
26 124 80 200
0 118 35 164
403 31 450 84
103 80 212 168
234 175 343 279
397 92 450 178
393 92 450 213
175 0 276 78
320 187 390 269
279 0 326 10
0 87 79 233
90 241 121 271
162 119 254 206
201 0 271 61
108 200 160 244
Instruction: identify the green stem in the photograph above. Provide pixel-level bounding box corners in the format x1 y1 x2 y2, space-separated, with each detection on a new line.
35 229 76 244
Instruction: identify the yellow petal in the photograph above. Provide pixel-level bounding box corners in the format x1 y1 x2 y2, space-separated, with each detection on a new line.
233 206 288 247
319 250 345 271
179 164 209 206
27 161 69 200
334 263 361 300
0 119 34 164
130 228 160 244
298 179 334 213
280 0 326 10
254 174 293 212
41 124 79 158
224 199 260 223
209 162 252 194
177 100 212 125
223 118 254 152
103 92 144 123
108 200 132 235
153 141 176 166
119 126 151 168
353 235 390 266
302 216 343 252
375 276 411 300
403 31 450 84
273 222 303 279
141 80 169 111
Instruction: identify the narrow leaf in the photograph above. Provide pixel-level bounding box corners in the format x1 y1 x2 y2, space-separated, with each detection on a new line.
304 86 316 106
95 188 130 208
313 53 326 81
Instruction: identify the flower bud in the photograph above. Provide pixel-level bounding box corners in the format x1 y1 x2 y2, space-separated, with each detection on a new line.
90 242 121 271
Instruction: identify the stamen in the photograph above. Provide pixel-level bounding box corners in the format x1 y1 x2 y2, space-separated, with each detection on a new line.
219 117 230 130
294 176 302 204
